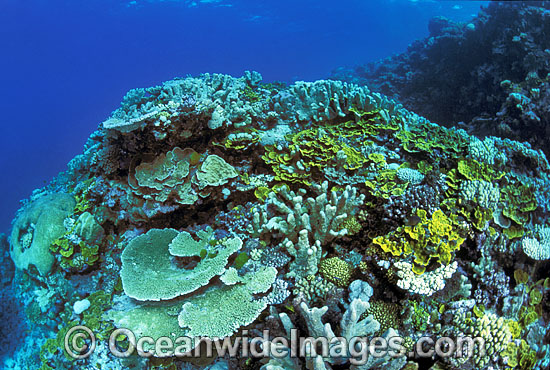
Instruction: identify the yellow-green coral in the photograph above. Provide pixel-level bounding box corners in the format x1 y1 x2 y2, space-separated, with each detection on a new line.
331 107 401 139
215 128 260 150
457 159 505 182
396 120 468 154
373 209 465 274
319 257 354 287
365 168 409 199
410 300 430 331
253 183 286 202
261 108 399 186
262 128 369 185
363 300 401 335
445 159 538 232
338 215 362 235
49 237 100 271
68 178 95 214
501 181 538 226
452 311 512 368
502 339 538 369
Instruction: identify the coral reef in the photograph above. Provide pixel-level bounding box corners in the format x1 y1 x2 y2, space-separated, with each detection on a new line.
332 2 550 156
3 70 550 370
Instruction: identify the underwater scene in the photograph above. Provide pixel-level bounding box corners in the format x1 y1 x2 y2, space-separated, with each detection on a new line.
1 1 550 369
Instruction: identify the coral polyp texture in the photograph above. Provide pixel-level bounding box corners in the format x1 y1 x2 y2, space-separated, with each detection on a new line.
5 70 550 370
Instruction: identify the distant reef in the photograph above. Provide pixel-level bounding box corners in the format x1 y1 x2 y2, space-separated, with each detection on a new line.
331 1 550 155
4 72 550 370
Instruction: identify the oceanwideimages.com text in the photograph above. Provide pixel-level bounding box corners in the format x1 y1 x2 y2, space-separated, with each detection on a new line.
65 325 485 365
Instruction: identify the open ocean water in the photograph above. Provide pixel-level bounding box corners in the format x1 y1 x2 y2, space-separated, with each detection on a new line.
0 0 485 233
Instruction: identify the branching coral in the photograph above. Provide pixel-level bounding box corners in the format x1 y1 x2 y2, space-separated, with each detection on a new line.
249 181 364 277
395 261 458 296
264 299 406 369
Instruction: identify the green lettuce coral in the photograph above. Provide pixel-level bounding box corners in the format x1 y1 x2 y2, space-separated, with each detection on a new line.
373 209 465 274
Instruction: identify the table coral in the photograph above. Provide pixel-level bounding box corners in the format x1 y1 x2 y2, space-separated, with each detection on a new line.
120 228 242 301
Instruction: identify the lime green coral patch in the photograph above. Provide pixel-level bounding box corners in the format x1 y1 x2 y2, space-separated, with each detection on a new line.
373 209 465 274
501 181 537 225
410 300 430 332
365 169 408 199
262 127 370 185
319 257 354 287
214 128 260 150
457 159 505 182
396 121 468 155
261 108 399 186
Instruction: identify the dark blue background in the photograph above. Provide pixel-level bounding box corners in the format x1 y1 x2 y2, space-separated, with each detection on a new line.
0 0 487 233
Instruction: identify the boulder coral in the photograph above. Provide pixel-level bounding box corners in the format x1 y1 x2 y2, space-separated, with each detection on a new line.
9 193 75 275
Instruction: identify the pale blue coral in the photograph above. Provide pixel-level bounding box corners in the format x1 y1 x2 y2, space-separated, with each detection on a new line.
459 179 500 211
396 167 424 185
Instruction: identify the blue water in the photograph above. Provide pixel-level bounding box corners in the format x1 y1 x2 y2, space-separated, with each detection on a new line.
0 0 487 234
